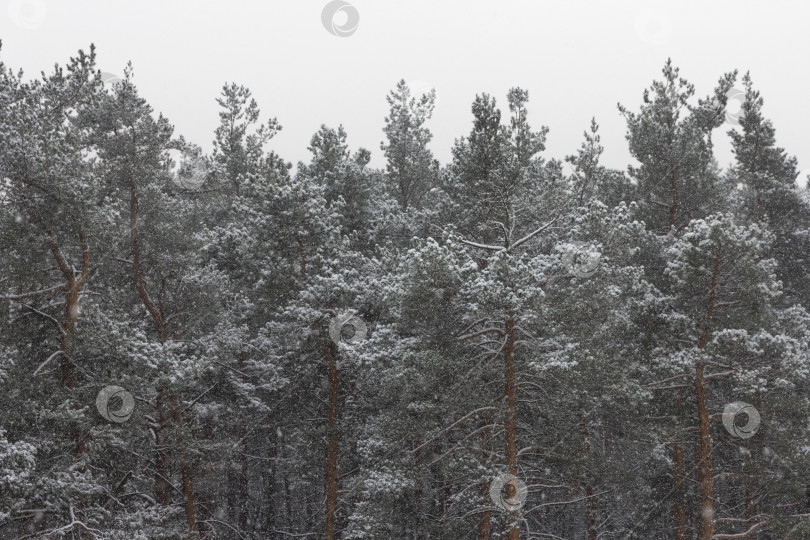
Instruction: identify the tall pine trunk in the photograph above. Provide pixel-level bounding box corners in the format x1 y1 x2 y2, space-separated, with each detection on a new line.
694 248 722 539
478 414 493 540
672 444 686 540
504 318 519 540
52 231 90 464
51 229 89 390
413 434 426 540
131 181 172 506
239 427 250 530
154 386 171 505
130 181 197 537
171 395 198 538
744 468 755 539
320 322 339 540
669 165 679 228
265 411 278 532
694 361 713 539
581 416 597 540
673 392 686 540
585 483 597 540
51 230 90 537
478 496 491 540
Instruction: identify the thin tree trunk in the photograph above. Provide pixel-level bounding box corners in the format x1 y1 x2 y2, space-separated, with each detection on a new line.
504 318 519 540
180 461 197 539
227 467 237 528
669 165 678 228
695 361 713 539
50 228 89 389
673 444 685 540
744 471 754 539
478 498 491 540
479 414 492 540
581 416 596 540
129 180 195 526
239 424 249 530
284 474 292 531
265 411 277 532
130 182 167 343
154 386 171 505
131 182 170 504
230 352 250 530
414 438 426 540
581 482 595 540
171 396 198 539
50 231 91 539
694 248 722 540
319 322 339 540
296 236 307 276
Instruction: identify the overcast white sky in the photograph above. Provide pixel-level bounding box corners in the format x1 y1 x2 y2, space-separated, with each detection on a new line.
2 0 809 184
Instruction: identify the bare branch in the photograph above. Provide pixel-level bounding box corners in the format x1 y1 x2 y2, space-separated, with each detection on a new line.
33 350 68 376
0 284 65 301
507 214 560 252
410 407 499 454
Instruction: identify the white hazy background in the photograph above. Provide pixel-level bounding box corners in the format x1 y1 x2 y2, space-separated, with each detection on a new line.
2 0 809 185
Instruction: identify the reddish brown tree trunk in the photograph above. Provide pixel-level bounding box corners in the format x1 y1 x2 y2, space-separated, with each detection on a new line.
49 230 91 537
478 504 491 540
50 229 89 389
585 482 597 540
694 248 722 540
504 318 519 540
320 322 339 540
52 233 90 467
130 181 190 519
478 474 491 538
180 461 197 539
130 182 167 343
695 362 713 539
171 396 197 538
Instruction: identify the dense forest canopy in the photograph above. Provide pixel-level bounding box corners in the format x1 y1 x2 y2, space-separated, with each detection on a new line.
1 43 810 539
